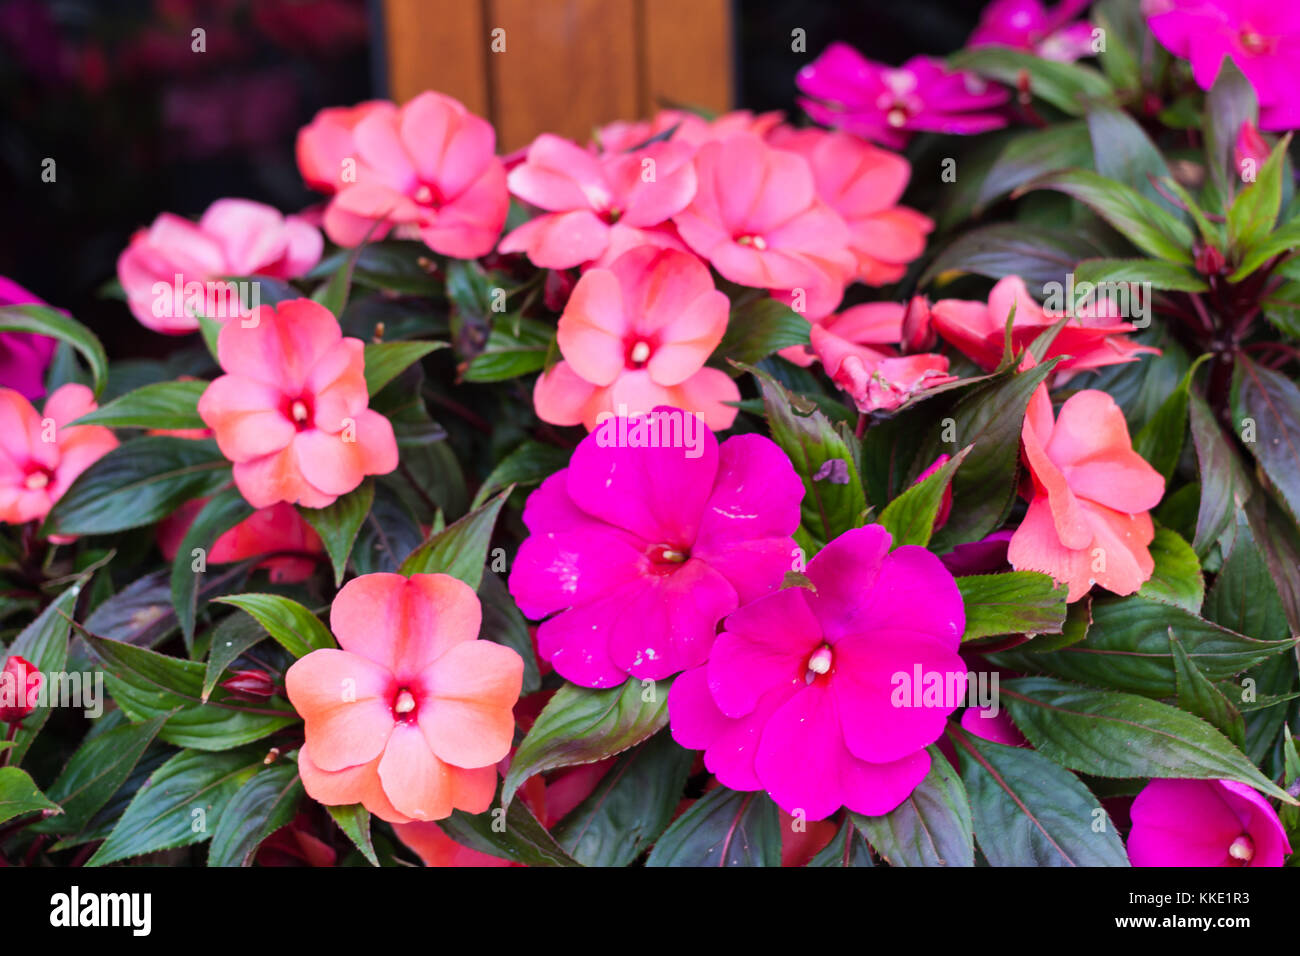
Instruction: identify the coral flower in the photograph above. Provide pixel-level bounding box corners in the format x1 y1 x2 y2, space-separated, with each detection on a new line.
0 277 57 400
930 275 1159 374
797 45 1010 149
814 318 956 414
157 499 324 583
117 198 322 334
286 572 524 823
670 525 967 819
767 127 933 286
508 415 803 687
672 133 855 319
969 0 1096 62
296 91 508 257
0 384 118 532
1146 0 1300 131
1008 357 1165 601
498 133 697 269
1128 779 1291 867
532 247 740 430
197 298 397 508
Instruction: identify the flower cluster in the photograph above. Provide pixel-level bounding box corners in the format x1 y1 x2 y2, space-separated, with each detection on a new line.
3 0 1299 872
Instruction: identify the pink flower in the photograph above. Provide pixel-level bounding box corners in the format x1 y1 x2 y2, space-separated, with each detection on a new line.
783 299 905 368
1008 357 1165 601
117 198 323 334
158 499 324 583
797 45 1010 149
1146 0 1300 131
669 525 967 819
1128 779 1291 866
814 317 956 414
672 133 855 319
767 127 933 287
0 655 42 724
0 384 118 534
930 275 1159 374
296 91 509 257
197 298 398 508
596 109 785 153
532 247 740 431
0 276 57 400
286 572 524 823
498 133 696 269
959 706 1027 746
969 0 1096 62
508 415 803 688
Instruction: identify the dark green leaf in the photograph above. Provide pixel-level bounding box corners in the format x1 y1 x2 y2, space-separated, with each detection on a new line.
399 488 510 588
327 803 378 867
852 747 973 866
645 787 781 867
71 379 208 430
552 731 694 866
877 446 968 548
6 584 77 763
954 728 1129 866
957 572 1068 641
711 298 810 370
503 676 672 808
0 304 108 396
0 766 60 825
207 762 303 866
213 593 335 659
171 486 254 649
364 341 446 395
43 436 232 537
301 481 374 586
1002 677 1292 801
1137 526 1204 613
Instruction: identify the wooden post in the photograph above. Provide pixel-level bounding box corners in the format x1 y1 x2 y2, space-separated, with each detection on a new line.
381 0 733 152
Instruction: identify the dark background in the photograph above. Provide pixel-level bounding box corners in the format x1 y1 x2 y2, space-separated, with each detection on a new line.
0 0 989 359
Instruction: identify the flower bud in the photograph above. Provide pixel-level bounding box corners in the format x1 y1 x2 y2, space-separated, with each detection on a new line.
1194 241 1225 276
1234 120 1269 173
220 669 276 700
0 656 43 724
543 269 578 313
900 295 935 352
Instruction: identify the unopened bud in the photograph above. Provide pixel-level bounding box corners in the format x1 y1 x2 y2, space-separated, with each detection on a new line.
1194 241 1225 276
220 669 276 700
0 656 42 723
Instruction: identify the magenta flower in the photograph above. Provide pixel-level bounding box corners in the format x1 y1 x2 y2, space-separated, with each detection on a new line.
669 526 967 819
1146 0 1300 131
797 45 1010 149
1128 779 1291 867
969 0 1096 63
508 413 804 688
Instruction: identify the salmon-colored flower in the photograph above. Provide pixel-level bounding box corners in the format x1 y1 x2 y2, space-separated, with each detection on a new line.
0 383 118 533
533 247 740 431
767 127 933 287
197 298 397 508
498 134 696 269
286 572 524 823
296 91 508 258
812 312 956 414
1008 357 1165 601
930 275 1158 374
673 133 854 319
158 498 324 583
117 198 322 334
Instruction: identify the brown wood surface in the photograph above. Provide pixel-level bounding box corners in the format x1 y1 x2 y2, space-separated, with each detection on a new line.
382 0 733 152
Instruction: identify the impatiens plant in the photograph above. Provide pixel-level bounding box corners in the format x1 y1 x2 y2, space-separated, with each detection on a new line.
5 0 1300 870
